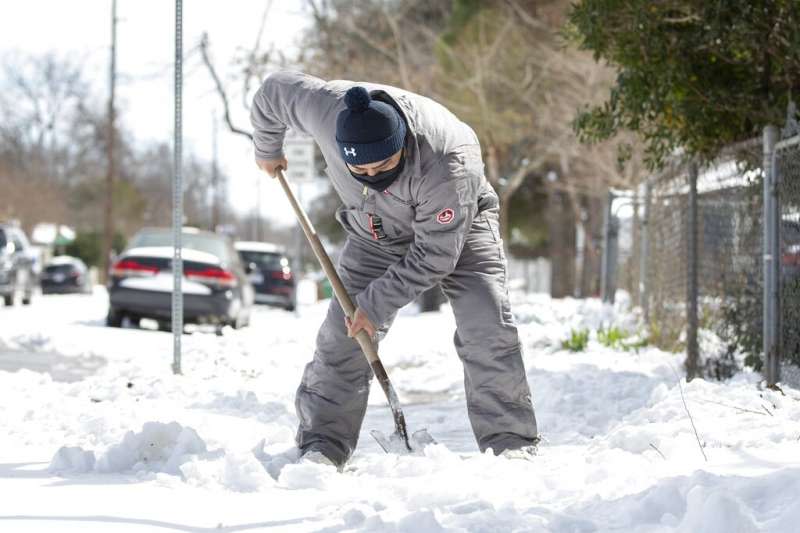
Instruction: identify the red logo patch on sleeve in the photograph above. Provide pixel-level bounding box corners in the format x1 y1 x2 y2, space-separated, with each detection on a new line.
436 208 455 224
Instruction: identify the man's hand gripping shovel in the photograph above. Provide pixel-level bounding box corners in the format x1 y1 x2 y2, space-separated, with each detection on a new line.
273 166 435 454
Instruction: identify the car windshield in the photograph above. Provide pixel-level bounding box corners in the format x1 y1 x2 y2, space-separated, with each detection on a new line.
239 250 285 269
129 230 231 261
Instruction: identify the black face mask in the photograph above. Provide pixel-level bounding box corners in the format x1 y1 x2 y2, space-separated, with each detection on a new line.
349 153 405 192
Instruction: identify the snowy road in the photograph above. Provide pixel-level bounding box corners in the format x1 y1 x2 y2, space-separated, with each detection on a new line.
0 288 798 532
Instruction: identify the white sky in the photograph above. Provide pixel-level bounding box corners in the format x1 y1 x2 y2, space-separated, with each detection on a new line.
0 0 315 228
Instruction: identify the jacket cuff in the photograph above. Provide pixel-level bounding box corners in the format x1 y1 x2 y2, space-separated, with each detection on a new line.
355 291 390 329
254 147 285 162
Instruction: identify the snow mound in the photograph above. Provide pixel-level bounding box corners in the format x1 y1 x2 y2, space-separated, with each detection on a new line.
678 484 759 533
396 509 445 532
49 422 208 477
49 423 277 491
252 440 302 479
180 452 273 492
342 508 367 527
278 460 338 489
49 446 96 474
97 421 207 474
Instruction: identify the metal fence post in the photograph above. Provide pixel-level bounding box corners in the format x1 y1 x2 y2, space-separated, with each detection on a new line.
172 0 184 375
640 180 651 322
601 190 618 303
686 161 700 380
763 125 780 386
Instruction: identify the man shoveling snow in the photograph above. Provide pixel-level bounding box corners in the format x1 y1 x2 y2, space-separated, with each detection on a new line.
250 71 538 468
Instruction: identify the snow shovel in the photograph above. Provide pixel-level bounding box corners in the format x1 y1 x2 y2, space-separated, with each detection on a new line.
275 167 435 454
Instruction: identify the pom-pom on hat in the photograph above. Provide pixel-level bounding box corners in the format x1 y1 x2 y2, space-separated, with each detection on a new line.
336 86 406 165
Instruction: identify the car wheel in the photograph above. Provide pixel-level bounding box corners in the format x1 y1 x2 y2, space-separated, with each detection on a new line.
233 312 249 329
158 320 172 332
22 291 32 305
106 307 124 327
2 293 12 307
285 303 296 312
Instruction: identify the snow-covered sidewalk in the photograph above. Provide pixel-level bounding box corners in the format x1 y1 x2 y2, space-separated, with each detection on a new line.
0 289 798 532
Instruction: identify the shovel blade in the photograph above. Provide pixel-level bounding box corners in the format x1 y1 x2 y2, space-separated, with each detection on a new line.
370 428 437 455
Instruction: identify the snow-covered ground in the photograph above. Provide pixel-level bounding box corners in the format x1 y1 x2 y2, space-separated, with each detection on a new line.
0 287 798 532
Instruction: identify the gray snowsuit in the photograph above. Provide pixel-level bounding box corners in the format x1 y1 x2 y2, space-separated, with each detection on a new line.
251 71 538 464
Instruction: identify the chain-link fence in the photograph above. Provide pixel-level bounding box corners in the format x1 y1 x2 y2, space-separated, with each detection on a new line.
644 142 762 377
641 160 691 352
697 143 765 378
775 133 800 382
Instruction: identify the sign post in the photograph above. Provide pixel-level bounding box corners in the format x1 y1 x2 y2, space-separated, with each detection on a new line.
172 0 183 375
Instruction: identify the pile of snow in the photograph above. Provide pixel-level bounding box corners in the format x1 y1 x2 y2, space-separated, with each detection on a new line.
49 421 207 476
48 421 278 492
180 451 274 492
48 446 96 474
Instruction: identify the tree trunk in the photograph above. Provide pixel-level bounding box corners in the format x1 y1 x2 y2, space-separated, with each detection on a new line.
485 144 500 187
547 188 576 298
499 197 511 246
578 194 604 298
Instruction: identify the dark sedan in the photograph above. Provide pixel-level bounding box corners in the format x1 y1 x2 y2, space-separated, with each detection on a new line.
41 256 92 294
235 241 296 311
107 228 254 333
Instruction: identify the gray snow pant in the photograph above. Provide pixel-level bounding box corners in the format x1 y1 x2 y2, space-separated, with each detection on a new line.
294 208 538 464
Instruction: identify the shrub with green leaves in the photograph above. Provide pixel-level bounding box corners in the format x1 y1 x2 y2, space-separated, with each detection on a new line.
568 0 800 169
597 326 629 349
562 328 590 352
598 325 650 352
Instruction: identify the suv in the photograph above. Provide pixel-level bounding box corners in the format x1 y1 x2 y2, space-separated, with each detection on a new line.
0 223 36 306
235 241 296 311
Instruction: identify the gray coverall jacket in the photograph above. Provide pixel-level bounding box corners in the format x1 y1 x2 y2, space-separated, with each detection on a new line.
251 71 538 464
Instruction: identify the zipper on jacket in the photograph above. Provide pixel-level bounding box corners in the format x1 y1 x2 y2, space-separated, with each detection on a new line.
360 185 369 210
383 189 414 207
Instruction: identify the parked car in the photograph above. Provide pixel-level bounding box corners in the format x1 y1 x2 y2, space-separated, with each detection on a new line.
782 220 800 282
235 241 296 311
107 228 254 332
0 222 36 306
40 256 92 294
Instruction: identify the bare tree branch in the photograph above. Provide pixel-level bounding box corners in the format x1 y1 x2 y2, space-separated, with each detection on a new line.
199 33 253 141
381 7 412 88
242 0 274 111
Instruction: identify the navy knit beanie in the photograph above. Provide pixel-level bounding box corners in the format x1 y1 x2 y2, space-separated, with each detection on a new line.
336 86 406 165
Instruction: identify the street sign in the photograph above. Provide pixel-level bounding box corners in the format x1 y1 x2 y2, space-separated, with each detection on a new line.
284 130 316 182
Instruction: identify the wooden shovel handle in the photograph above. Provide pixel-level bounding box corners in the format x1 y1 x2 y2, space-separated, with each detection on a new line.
274 167 379 365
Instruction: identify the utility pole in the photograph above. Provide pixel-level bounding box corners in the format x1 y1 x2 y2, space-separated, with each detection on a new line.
102 0 118 284
211 112 219 232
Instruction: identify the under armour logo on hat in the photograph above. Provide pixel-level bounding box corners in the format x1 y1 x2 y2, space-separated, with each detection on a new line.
344 147 357 157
